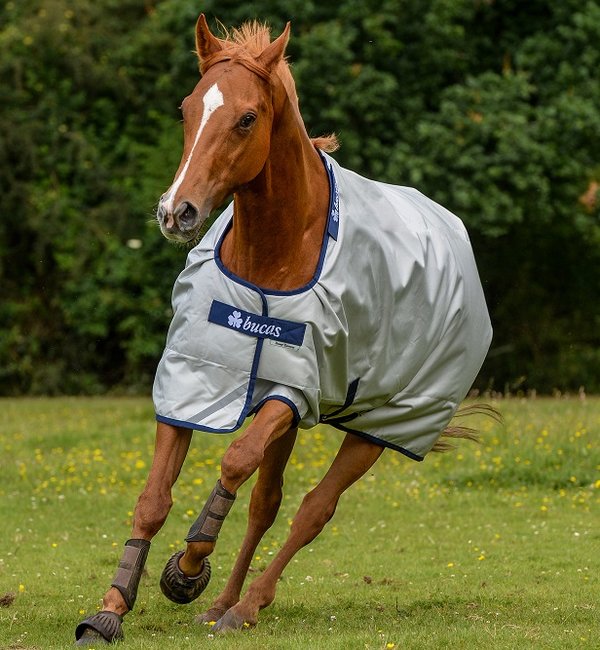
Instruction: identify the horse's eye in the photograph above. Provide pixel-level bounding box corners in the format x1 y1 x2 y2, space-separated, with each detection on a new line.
238 113 257 130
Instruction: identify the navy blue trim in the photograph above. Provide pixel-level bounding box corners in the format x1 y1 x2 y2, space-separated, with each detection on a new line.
158 411 424 461
320 378 360 423
208 300 306 346
156 414 236 434
325 412 360 425
157 393 302 434
249 395 302 428
234 287 268 429
331 423 425 462
326 158 340 240
213 151 339 296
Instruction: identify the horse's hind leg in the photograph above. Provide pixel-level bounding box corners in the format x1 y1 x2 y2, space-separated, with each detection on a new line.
75 423 192 645
213 433 384 632
196 427 297 624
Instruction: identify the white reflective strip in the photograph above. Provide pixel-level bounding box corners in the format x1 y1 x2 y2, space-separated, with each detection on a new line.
188 384 248 424
162 83 224 213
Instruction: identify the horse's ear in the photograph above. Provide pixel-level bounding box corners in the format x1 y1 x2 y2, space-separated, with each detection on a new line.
195 14 223 63
257 21 291 72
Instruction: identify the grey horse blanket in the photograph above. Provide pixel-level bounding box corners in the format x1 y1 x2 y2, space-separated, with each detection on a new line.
153 153 492 461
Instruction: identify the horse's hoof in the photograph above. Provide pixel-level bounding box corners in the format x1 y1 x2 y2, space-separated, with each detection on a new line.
194 604 231 625
212 607 254 633
75 611 123 645
159 550 211 604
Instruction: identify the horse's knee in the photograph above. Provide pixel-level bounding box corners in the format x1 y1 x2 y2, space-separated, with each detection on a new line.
221 439 263 491
134 489 172 537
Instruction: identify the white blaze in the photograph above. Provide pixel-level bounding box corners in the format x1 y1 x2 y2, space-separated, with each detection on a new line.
161 83 224 213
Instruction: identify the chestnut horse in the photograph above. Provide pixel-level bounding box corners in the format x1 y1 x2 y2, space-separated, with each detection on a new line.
75 15 492 644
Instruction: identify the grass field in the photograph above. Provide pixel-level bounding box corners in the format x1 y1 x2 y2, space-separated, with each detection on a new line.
0 397 598 649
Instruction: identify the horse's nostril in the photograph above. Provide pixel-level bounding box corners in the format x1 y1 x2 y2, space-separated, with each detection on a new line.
183 204 198 225
176 202 199 229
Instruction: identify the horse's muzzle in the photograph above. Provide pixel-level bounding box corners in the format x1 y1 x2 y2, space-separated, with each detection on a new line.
157 200 201 242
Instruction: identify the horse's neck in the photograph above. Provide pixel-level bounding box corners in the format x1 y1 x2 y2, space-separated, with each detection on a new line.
220 100 330 291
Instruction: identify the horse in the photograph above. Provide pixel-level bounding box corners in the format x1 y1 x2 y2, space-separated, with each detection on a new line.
75 14 493 644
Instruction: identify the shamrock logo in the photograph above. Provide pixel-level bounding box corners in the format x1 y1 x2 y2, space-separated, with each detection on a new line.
228 310 243 329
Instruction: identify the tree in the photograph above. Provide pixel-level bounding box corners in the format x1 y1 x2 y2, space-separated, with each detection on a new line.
1 0 598 394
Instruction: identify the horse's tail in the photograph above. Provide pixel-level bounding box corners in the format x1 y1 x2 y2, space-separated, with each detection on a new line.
431 403 502 453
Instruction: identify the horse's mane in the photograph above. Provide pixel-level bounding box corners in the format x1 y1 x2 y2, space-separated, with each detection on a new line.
213 21 339 153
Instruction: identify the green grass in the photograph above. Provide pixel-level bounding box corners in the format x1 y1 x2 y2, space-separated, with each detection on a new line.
0 397 598 649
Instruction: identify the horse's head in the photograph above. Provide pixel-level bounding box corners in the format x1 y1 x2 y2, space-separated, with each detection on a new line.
157 15 290 243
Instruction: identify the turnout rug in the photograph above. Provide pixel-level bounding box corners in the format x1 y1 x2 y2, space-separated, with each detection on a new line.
153 153 492 460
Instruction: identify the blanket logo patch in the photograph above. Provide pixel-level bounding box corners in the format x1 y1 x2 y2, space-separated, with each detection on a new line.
209 300 306 346
228 310 243 329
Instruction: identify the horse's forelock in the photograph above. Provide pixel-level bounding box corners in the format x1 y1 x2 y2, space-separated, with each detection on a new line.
201 20 289 79
229 21 272 54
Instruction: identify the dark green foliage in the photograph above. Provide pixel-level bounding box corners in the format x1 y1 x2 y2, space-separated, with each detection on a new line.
1 0 598 394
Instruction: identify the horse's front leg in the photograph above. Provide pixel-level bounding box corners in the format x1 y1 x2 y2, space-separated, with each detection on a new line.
213 433 384 632
159 400 294 605
196 426 297 624
75 422 192 645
